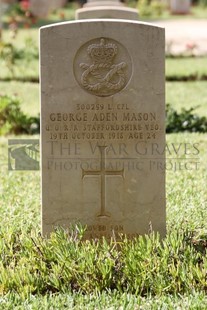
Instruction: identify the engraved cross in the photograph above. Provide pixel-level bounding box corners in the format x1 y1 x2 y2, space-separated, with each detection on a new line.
82 145 124 217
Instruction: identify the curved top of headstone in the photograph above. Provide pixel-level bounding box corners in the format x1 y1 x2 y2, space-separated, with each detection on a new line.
40 18 164 30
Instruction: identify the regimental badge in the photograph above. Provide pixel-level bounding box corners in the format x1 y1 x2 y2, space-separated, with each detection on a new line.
74 37 132 97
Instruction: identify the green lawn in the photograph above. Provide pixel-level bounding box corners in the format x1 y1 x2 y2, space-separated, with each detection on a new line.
0 81 39 116
0 58 39 81
141 5 207 21
166 57 207 81
1 28 39 48
166 81 207 116
1 291 207 309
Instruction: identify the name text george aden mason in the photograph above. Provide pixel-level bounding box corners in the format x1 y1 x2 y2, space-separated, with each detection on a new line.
49 112 157 122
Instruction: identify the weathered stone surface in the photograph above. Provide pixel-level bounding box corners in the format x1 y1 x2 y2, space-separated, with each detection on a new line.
40 20 166 239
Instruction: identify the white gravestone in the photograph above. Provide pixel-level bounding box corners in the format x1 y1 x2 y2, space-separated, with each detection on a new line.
76 0 138 20
170 0 191 14
40 20 166 239
0 1 12 37
30 0 66 18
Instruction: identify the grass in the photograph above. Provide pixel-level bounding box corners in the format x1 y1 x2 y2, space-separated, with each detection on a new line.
166 57 207 81
166 81 207 116
0 58 39 82
131 1 207 20
190 5 207 19
1 29 39 48
0 133 207 307
0 81 39 116
2 291 207 309
141 5 207 21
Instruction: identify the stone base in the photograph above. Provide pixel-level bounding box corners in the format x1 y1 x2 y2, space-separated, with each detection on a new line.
76 6 138 20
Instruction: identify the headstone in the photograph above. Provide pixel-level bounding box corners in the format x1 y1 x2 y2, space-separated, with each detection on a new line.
30 0 50 18
76 0 138 20
50 0 67 11
1 0 16 3
0 0 14 37
40 20 166 239
0 2 3 38
30 0 66 18
170 0 191 14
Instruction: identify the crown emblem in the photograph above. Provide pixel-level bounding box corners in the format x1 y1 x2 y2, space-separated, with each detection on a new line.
87 38 117 64
76 37 130 97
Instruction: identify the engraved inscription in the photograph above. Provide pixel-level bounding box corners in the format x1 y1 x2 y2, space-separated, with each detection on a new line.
74 37 132 97
82 145 124 217
46 108 160 141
